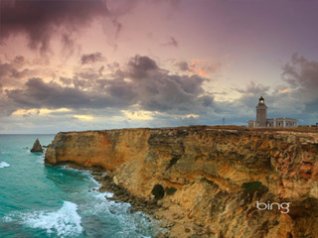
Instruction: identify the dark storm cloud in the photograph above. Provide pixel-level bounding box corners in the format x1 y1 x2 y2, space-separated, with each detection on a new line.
6 77 136 109
125 55 212 112
81 52 105 65
282 54 318 113
134 73 207 112
176 61 190 71
0 85 15 116
0 0 109 51
127 55 159 78
0 56 32 87
1 0 151 52
6 55 214 114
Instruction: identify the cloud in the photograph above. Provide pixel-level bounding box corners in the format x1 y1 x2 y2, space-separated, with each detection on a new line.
112 19 123 39
73 114 95 121
230 55 318 124
127 55 159 78
176 61 190 71
0 87 15 117
122 110 155 121
236 82 270 97
5 55 214 116
6 77 134 109
0 0 182 55
282 54 318 113
230 82 271 118
175 59 221 77
163 36 179 48
233 80 306 118
125 55 213 113
106 0 138 16
0 56 35 87
1 0 109 52
4 54 317 128
11 108 71 117
81 52 105 65
60 33 80 59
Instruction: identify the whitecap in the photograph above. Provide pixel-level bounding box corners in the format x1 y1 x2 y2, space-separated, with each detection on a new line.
93 191 114 200
0 161 10 168
22 201 83 237
1 216 13 223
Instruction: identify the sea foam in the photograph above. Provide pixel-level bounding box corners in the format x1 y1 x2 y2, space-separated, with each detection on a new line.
22 201 83 237
0 161 10 168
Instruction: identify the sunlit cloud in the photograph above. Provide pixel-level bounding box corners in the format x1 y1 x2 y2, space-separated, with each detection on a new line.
175 59 221 77
72 114 95 121
278 87 290 94
122 110 155 121
12 108 71 117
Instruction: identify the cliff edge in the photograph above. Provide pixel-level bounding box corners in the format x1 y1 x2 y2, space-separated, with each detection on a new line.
45 126 318 238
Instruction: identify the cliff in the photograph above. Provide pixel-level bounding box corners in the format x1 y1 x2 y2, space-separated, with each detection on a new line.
45 126 318 238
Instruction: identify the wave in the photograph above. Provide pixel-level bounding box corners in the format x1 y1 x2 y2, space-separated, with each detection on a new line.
22 201 83 237
1 171 157 237
88 189 157 237
0 161 10 168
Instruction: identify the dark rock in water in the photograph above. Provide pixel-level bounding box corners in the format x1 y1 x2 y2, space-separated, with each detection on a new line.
31 138 43 153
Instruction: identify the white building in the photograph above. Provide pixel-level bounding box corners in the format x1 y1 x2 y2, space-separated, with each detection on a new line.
248 97 298 128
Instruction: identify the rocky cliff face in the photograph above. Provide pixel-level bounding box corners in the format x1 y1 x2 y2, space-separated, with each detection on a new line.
45 126 318 238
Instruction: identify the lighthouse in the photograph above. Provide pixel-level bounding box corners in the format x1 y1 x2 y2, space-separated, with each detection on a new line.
256 96 267 127
248 96 297 128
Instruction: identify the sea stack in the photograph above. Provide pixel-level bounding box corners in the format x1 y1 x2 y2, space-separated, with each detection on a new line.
31 138 43 153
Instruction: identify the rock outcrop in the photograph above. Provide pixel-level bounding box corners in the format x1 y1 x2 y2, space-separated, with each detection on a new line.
31 138 43 153
45 126 318 238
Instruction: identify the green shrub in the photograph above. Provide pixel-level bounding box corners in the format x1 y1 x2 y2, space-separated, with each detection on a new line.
242 181 268 195
165 187 177 195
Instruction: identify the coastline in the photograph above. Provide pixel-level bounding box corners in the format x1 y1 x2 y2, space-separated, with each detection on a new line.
90 168 171 238
61 163 205 238
44 127 318 238
61 163 174 237
91 170 213 238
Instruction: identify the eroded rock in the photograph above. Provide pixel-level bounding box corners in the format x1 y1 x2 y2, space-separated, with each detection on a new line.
31 138 43 153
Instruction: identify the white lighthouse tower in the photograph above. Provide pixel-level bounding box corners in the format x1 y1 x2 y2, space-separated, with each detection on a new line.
256 96 267 127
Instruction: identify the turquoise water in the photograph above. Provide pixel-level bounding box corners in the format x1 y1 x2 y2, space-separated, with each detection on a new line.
0 135 157 238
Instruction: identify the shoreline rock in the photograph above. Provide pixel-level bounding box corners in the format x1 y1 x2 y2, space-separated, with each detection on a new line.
89 166 215 238
31 138 43 153
63 164 170 237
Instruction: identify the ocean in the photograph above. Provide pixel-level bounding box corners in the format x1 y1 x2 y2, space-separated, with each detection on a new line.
0 135 158 238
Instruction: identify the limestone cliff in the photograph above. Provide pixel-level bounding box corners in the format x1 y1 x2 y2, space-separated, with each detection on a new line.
45 126 318 238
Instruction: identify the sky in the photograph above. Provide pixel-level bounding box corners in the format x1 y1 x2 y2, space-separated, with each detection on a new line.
0 0 318 133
